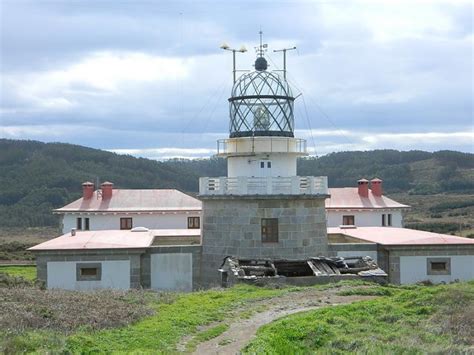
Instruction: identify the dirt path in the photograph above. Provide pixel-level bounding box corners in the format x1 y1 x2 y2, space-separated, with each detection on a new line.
192 287 375 355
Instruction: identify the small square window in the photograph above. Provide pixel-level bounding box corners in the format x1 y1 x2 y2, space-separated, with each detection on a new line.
342 215 355 225
76 263 102 281
427 258 451 275
261 218 278 243
267 161 272 168
260 161 265 168
120 217 133 230
188 216 200 229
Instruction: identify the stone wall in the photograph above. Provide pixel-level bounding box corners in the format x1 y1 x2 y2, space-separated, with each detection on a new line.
200 196 328 286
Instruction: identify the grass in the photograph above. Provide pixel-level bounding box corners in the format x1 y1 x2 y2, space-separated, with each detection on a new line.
337 286 394 296
65 284 290 353
1 284 292 354
2 281 472 354
0 265 36 281
243 282 474 354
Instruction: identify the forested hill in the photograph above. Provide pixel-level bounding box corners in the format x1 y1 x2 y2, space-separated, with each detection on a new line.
1 139 473 227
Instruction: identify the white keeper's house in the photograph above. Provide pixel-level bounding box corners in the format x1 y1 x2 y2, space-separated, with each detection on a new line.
54 182 202 234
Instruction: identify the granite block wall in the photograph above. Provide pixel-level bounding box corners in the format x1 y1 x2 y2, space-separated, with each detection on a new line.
200 196 328 286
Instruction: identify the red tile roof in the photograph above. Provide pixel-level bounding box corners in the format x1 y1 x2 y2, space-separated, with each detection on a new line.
326 188 409 210
54 189 202 213
29 228 201 251
328 227 474 246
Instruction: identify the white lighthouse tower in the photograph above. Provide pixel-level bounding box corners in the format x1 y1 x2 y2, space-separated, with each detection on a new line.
199 36 329 286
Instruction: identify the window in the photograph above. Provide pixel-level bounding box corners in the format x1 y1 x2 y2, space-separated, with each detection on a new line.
261 218 278 243
431 262 446 271
427 258 451 275
387 214 392 226
84 218 90 231
76 263 102 281
382 214 386 227
188 216 200 229
76 217 82 230
260 161 265 168
342 215 355 225
267 161 272 168
120 217 133 230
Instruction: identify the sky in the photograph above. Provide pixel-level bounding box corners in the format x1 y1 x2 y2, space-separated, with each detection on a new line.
0 0 472 160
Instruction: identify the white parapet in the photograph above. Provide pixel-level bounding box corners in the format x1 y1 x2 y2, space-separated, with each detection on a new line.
199 176 328 196
217 137 307 156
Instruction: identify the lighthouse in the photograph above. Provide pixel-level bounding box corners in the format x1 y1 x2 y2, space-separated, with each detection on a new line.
199 36 329 286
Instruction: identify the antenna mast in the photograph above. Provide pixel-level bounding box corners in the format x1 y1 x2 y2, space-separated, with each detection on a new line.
273 46 296 80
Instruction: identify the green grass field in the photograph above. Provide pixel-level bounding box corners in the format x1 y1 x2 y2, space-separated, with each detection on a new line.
0 265 36 281
243 282 474 354
1 284 296 353
1 281 473 354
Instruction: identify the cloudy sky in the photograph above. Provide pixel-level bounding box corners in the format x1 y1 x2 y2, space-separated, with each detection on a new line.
0 0 472 159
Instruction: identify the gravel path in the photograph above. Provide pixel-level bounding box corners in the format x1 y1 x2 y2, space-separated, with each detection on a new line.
191 286 375 354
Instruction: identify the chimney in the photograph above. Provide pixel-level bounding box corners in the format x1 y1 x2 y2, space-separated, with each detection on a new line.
82 181 94 200
101 181 114 199
371 178 383 197
71 228 76 236
357 178 369 198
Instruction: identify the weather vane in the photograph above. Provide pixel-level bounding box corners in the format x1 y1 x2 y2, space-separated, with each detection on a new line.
255 30 268 58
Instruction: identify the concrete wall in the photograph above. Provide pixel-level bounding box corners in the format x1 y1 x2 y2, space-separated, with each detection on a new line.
150 253 193 292
228 154 297 177
47 260 130 290
327 210 403 228
385 246 474 284
61 212 201 234
399 255 474 284
34 249 143 289
141 245 202 291
201 196 328 287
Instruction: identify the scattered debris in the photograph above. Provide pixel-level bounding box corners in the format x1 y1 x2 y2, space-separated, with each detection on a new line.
219 256 387 287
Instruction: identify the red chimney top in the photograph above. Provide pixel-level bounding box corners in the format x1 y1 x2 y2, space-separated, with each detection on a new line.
101 181 114 199
82 181 94 200
357 178 369 198
371 178 383 197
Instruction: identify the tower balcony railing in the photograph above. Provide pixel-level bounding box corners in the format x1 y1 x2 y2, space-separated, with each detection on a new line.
217 137 307 156
199 176 328 196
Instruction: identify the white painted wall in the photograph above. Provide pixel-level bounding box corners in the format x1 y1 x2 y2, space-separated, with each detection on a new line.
61 213 200 234
151 253 192 292
337 250 378 261
47 260 130 290
399 255 474 284
327 210 403 228
228 154 297 177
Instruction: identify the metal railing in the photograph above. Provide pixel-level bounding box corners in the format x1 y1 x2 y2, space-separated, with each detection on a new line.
199 176 328 196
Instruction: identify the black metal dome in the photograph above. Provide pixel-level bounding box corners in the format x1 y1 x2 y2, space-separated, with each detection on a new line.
228 69 294 138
